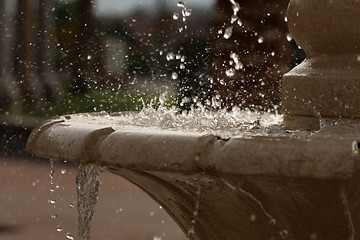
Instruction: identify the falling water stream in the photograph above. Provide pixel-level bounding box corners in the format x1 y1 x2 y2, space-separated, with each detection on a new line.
76 163 103 240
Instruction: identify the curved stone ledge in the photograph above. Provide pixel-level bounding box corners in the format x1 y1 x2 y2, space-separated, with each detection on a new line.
26 113 360 239
26 113 360 180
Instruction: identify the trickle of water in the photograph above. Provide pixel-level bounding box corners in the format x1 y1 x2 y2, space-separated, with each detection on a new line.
49 159 55 186
76 163 102 240
187 174 203 237
222 178 277 226
340 186 355 240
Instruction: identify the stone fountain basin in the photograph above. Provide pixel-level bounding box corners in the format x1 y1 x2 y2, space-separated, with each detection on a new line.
26 113 360 240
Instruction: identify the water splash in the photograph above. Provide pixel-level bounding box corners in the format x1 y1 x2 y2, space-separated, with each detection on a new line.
76 163 103 240
126 98 282 138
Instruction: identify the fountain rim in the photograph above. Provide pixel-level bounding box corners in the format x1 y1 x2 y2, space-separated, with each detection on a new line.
26 112 360 180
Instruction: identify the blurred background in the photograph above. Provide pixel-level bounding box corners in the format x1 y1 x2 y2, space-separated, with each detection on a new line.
0 0 304 239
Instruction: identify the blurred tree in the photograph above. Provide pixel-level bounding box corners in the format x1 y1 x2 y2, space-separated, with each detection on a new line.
14 0 35 112
0 0 4 76
73 0 104 94
37 0 60 102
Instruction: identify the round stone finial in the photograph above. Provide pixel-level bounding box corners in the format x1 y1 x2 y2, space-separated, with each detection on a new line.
282 0 360 130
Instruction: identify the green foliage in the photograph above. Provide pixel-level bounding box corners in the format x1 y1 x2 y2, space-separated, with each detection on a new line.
31 90 177 118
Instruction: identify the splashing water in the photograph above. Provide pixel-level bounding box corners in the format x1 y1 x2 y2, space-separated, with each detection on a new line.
76 163 103 240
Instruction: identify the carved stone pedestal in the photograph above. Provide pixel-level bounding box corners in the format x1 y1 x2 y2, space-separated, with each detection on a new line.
282 0 360 130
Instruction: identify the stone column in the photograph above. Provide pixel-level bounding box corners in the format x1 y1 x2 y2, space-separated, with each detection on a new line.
282 0 360 130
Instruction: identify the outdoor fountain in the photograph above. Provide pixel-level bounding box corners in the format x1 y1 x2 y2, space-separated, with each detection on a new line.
26 0 360 239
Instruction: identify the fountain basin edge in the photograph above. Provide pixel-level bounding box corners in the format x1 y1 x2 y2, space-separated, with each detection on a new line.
26 113 360 240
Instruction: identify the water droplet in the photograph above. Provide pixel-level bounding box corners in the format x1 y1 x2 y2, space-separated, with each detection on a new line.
56 226 63 232
352 141 359 155
225 68 235 77
218 29 223 35
258 36 264 43
49 199 56 204
184 9 192 17
237 19 243 27
66 232 74 240
231 15 238 24
223 26 233 39
173 13 179 20
280 229 288 239
51 213 58 218
87 55 92 60
269 219 276 225
180 63 185 69
166 52 174 61
171 72 178 80
231 2 240 14
177 1 185 8
284 16 288 22
310 233 318 240
69 203 74 208
61 169 67 175
286 33 292 42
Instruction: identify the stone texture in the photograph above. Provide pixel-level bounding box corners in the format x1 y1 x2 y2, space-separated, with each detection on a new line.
282 0 360 130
